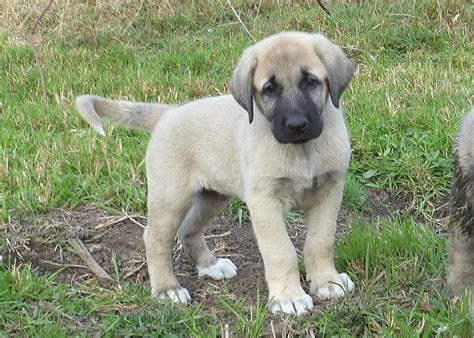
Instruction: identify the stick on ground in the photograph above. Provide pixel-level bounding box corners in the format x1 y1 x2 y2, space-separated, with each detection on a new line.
69 238 114 284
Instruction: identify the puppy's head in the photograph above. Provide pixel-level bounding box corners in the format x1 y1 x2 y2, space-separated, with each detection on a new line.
230 32 354 144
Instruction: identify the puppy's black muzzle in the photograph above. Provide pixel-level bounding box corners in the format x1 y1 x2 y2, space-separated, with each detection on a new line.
271 95 324 144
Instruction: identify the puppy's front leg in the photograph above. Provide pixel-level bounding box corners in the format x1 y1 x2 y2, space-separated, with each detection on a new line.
304 180 355 300
247 193 313 315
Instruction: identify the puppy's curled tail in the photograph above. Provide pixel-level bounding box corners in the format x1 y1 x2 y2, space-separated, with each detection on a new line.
75 95 173 135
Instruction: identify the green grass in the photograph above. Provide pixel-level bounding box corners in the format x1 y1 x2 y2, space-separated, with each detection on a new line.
2 0 472 218
0 264 219 336
1 0 472 335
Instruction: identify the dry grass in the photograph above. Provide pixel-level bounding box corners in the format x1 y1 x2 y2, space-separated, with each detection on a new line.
2 0 181 43
2 1 375 45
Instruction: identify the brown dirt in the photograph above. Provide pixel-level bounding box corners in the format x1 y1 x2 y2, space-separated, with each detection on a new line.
2 206 298 307
0 189 449 313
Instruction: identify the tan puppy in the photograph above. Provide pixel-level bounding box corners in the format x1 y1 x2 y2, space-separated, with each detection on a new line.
75 31 355 315
448 108 474 317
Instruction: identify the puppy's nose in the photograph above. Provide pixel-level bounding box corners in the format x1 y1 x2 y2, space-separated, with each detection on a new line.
286 116 308 132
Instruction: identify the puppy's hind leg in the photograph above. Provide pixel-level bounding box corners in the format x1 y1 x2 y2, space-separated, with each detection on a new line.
178 190 237 280
144 194 193 305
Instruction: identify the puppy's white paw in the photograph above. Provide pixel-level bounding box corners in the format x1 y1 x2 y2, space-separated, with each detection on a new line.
269 294 313 315
312 272 355 300
198 258 238 280
157 287 191 305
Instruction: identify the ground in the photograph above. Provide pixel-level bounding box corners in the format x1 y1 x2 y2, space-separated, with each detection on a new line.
1 189 455 335
2 189 415 300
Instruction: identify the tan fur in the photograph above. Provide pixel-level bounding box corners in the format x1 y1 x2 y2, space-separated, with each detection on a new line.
448 109 474 322
456 109 474 178
75 95 172 134
448 236 474 294
75 32 355 315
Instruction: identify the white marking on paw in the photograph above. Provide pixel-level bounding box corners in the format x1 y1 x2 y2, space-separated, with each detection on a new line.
268 294 313 315
198 258 238 280
157 287 191 305
313 272 355 300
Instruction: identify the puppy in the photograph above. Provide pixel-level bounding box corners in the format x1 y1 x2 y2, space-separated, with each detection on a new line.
448 108 474 316
75 31 355 315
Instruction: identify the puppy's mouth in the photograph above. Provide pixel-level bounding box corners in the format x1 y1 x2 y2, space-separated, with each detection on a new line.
271 116 324 144
273 130 322 144
288 137 314 144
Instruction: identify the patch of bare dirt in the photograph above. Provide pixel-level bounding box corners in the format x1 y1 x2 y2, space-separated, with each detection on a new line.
1 205 298 307
2 207 149 285
365 189 450 232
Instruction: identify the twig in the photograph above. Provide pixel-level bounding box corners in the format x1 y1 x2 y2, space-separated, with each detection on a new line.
39 259 87 269
123 261 146 279
252 0 263 28
39 300 82 325
28 0 53 105
122 208 146 229
94 216 128 230
270 320 276 337
370 270 386 285
123 0 145 35
204 231 231 239
224 324 230 338
69 238 114 284
227 0 255 42
317 0 331 16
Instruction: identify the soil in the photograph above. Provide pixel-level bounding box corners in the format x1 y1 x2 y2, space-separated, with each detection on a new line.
0 189 449 327
2 206 294 306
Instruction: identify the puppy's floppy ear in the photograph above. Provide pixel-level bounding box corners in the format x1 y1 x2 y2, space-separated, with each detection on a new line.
312 34 355 108
229 49 258 123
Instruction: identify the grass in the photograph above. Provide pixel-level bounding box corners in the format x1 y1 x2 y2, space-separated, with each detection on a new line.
0 265 219 336
1 0 472 336
2 0 472 219
1 221 470 336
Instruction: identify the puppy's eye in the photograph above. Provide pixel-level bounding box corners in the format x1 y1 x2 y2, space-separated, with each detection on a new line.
305 75 319 88
263 83 277 96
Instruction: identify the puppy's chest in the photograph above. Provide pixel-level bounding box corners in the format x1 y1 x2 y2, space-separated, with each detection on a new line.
279 137 349 179
275 171 334 206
